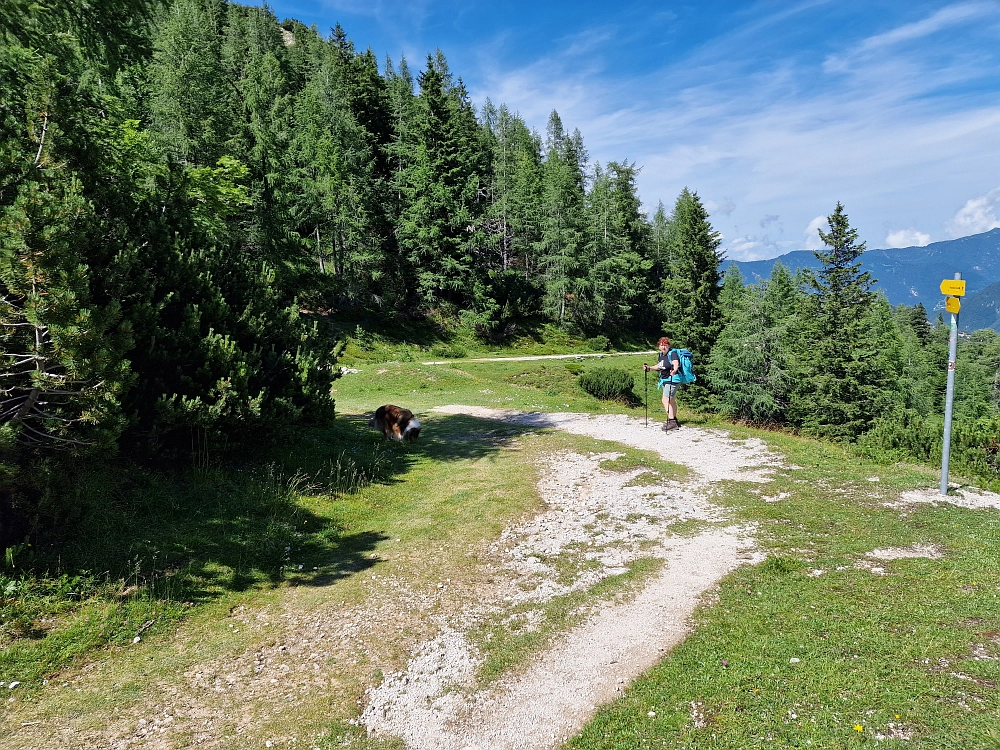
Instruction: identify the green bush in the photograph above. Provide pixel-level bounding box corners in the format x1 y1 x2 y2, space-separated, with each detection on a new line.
579 367 637 403
584 335 610 352
431 343 468 359
857 409 1000 490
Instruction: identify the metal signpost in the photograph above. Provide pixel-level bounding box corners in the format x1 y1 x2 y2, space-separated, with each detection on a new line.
939 273 966 495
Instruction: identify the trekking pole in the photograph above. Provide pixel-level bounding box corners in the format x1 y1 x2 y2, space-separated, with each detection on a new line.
644 366 648 427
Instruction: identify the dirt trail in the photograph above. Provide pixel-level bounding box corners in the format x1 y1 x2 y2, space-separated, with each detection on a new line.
360 407 782 749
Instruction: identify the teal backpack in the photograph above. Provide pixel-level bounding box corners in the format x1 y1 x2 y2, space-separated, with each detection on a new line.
666 348 696 385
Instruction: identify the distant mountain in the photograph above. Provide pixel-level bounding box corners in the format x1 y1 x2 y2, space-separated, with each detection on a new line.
961 280 1000 332
724 227 1000 330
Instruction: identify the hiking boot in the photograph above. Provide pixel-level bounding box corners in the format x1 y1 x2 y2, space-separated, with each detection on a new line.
665 419 680 431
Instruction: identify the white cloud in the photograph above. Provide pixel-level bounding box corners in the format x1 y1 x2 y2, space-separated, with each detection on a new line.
946 187 1000 237
728 236 758 255
884 228 931 248
705 197 736 217
803 216 828 250
725 231 797 261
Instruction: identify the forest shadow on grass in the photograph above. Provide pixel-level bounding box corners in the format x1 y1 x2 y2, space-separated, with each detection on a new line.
0 411 525 685
39 412 523 595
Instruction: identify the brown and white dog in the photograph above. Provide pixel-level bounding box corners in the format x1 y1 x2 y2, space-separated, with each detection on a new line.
369 404 422 442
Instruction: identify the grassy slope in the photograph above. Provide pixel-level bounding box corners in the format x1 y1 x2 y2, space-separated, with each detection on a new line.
572 431 1000 750
344 359 1000 748
333 318 655 366
2 352 999 748
0 356 679 748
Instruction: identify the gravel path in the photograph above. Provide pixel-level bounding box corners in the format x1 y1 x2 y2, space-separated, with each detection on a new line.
421 351 656 365
361 407 781 749
432 407 781 483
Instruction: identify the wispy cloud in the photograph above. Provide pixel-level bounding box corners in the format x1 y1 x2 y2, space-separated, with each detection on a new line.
825 2 995 72
705 197 736 217
470 2 1000 259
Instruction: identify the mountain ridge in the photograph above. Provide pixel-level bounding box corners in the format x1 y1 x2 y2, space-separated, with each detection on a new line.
724 227 1000 330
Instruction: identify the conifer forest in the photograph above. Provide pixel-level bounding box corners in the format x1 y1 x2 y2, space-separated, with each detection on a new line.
2 0 999 534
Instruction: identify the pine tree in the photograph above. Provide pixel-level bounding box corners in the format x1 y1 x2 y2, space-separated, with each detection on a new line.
0 1 153 457
659 188 723 406
707 264 797 423
787 203 903 438
538 111 587 326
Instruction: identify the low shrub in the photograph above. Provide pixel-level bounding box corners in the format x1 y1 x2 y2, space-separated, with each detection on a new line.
430 343 468 359
584 335 610 352
579 367 637 403
857 409 1000 490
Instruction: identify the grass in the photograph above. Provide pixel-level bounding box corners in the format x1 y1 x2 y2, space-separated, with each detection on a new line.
0 364 690 749
331 353 702 426
333 316 654 367
597 450 692 483
4 348 999 749
569 432 1000 750
0 443 398 690
2 411 548 746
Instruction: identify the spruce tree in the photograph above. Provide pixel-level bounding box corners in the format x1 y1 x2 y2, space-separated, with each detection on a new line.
538 111 586 326
892 303 941 417
481 103 543 276
708 264 797 423
149 0 232 166
578 161 650 332
396 56 487 313
659 188 723 406
660 188 723 355
648 201 671 282
787 203 903 438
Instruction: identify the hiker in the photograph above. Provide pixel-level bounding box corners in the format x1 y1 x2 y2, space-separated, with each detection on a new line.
644 337 681 431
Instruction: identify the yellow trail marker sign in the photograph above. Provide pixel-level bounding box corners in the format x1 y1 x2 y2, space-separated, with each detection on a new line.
945 296 961 314
940 279 967 296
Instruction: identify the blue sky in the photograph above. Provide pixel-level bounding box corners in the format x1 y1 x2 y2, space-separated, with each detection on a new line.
261 0 1000 260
